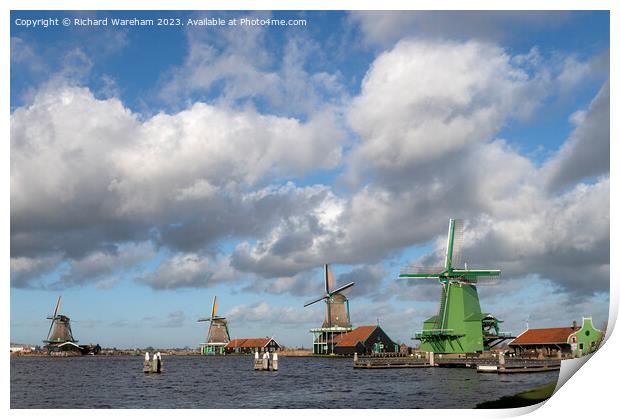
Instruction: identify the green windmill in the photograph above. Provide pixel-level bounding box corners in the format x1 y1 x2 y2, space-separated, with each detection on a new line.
400 219 513 353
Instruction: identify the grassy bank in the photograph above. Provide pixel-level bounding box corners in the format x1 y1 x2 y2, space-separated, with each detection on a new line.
476 381 557 409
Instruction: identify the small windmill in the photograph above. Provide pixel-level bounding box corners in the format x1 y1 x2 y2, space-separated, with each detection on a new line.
43 296 77 347
400 219 511 353
197 296 230 355
304 264 355 354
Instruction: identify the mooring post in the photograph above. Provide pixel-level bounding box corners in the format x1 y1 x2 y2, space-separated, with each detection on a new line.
429 351 435 366
143 352 151 373
498 352 505 371
354 352 358 363
151 352 161 373
272 352 278 371
262 352 269 370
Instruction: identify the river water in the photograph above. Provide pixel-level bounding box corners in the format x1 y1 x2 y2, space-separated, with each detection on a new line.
10 355 558 408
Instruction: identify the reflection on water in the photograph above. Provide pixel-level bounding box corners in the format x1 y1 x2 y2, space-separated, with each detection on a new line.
10 355 558 408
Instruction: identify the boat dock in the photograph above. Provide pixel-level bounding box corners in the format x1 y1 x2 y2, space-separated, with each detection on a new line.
353 352 560 373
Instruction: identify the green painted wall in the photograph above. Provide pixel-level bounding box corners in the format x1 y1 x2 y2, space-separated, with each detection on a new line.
419 283 486 353
568 317 604 357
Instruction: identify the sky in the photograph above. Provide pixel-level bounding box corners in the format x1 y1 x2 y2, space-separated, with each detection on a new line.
9 10 610 349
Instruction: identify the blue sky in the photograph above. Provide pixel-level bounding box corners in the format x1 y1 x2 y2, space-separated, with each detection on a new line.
10 10 610 348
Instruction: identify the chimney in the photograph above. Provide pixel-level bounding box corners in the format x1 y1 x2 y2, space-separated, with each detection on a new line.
572 320 577 330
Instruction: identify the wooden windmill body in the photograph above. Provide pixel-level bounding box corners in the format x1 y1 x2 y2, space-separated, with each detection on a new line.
198 296 230 355
304 264 355 355
43 296 81 353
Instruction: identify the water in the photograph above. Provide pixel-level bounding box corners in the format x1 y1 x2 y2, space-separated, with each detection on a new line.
10 355 558 408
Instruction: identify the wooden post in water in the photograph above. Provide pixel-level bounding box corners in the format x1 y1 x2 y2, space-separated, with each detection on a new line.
498 352 505 371
354 352 358 362
272 353 278 371
153 352 159 373
143 352 151 373
263 352 269 370
429 351 435 366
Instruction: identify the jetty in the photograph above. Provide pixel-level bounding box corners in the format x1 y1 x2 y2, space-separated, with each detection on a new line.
353 352 560 373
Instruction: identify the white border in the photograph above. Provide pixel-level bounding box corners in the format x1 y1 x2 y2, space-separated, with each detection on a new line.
3 1 617 418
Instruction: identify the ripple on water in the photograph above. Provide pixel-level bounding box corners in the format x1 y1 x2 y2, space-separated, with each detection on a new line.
11 355 558 408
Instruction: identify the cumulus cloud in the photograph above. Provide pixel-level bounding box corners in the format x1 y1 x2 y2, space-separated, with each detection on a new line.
11 86 345 264
158 13 346 117
349 11 573 47
55 242 156 289
543 83 610 190
347 39 544 183
10 32 608 308
232 38 609 301
136 253 238 290
10 254 63 288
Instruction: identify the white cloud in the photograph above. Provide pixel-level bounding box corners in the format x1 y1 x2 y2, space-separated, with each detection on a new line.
346 39 541 182
543 83 610 190
231 37 608 298
349 11 573 47
11 86 346 263
159 16 346 117
137 253 237 290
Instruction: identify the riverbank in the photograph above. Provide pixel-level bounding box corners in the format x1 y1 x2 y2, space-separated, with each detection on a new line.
476 381 557 408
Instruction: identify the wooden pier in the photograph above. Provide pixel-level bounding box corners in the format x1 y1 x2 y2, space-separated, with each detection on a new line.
353 352 430 369
353 352 561 373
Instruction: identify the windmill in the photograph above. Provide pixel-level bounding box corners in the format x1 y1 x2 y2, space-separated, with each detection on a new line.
304 264 355 354
197 296 230 355
400 219 513 353
43 296 78 349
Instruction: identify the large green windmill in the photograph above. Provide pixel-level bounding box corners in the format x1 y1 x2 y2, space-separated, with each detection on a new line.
400 219 512 353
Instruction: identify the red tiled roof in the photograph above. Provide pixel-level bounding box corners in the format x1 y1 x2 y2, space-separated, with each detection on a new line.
333 326 377 347
510 327 579 345
225 338 275 349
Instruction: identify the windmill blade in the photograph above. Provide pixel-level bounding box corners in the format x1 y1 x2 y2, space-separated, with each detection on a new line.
451 269 501 277
211 296 217 319
468 275 501 286
304 294 328 307
46 318 55 341
330 281 355 295
399 266 445 278
450 219 464 269
197 317 212 322
53 295 62 318
325 264 335 294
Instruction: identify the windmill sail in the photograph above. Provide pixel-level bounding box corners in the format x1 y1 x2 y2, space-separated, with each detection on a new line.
198 296 230 352
399 218 511 354
325 264 334 293
449 219 464 269
211 296 217 318
305 264 355 329
400 266 445 277
44 296 77 344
